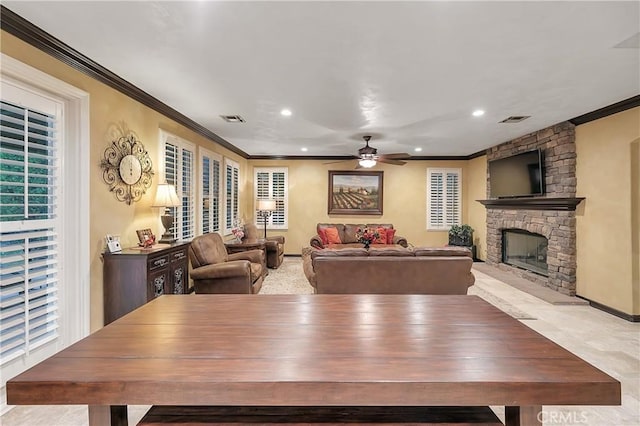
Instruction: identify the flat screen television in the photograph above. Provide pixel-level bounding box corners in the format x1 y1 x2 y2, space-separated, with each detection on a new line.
489 149 544 198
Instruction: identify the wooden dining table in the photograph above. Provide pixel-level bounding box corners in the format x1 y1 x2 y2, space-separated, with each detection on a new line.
7 294 620 426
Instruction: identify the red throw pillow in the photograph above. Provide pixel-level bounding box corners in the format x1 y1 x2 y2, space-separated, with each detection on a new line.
374 227 388 244
317 228 329 245
386 228 396 244
324 227 342 244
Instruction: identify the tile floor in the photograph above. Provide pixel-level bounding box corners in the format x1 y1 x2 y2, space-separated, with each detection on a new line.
2 266 638 426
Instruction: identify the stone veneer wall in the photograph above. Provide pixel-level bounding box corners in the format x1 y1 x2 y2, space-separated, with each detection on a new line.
485 121 578 295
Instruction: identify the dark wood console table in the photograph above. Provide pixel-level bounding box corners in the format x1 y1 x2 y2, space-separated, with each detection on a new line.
102 241 190 325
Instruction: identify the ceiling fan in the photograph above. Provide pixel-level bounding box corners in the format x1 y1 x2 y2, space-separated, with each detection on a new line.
325 135 410 168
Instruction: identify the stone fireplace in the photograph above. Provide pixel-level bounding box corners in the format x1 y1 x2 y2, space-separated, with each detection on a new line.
482 122 581 296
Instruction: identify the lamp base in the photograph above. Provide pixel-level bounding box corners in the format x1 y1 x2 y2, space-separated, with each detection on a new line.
159 214 176 244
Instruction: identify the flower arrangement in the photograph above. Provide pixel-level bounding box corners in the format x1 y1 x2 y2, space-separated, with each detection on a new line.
231 226 245 241
356 227 380 248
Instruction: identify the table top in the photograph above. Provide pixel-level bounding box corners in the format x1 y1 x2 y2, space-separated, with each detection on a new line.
7 295 620 407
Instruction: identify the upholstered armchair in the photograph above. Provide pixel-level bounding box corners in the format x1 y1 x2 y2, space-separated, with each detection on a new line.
243 223 285 269
188 232 265 294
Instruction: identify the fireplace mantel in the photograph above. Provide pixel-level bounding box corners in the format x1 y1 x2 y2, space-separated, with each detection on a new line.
477 197 585 211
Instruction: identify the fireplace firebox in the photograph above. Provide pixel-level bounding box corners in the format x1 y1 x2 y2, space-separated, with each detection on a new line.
502 229 548 276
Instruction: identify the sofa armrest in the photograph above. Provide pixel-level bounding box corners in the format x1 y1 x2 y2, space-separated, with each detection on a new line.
190 260 250 280
310 235 325 249
228 249 264 264
267 235 285 244
393 235 408 248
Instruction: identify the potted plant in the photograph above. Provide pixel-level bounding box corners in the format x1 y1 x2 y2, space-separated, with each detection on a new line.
448 224 474 247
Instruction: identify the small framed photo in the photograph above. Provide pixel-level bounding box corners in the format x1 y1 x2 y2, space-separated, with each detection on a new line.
136 228 155 246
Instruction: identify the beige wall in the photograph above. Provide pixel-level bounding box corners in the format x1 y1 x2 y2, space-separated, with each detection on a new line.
1 32 248 331
465 156 488 261
575 107 640 315
247 159 480 253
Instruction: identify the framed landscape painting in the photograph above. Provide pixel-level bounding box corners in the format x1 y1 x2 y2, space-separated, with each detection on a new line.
328 170 383 215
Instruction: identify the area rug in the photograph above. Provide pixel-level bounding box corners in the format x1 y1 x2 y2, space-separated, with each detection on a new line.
260 258 535 320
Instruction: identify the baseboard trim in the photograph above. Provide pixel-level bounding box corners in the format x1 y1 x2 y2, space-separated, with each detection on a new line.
577 296 640 322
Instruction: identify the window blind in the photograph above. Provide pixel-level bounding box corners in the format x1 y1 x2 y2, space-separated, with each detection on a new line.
254 167 288 229
0 100 59 365
427 168 461 230
200 150 221 234
224 159 240 234
164 135 195 241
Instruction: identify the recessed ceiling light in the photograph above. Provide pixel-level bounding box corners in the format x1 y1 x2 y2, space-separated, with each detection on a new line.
472 110 485 117
301 147 308 152
281 109 292 117
414 147 423 152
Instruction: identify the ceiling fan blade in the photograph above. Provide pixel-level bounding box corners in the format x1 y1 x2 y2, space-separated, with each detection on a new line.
378 158 407 166
380 153 411 159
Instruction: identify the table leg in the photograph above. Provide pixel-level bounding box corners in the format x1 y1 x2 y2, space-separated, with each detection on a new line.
505 406 542 426
88 405 128 426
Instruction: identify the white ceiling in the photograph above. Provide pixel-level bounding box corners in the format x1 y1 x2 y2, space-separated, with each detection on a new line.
4 1 639 157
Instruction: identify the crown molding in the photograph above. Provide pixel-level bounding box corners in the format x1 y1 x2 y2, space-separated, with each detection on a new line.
569 94 640 125
1 5 248 159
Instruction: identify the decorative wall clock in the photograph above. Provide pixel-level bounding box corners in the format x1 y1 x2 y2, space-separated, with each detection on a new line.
101 132 154 204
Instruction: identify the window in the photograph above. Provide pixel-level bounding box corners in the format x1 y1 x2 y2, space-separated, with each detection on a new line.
427 168 461 230
224 158 240 235
1 54 89 391
254 167 288 229
161 131 195 241
199 148 222 234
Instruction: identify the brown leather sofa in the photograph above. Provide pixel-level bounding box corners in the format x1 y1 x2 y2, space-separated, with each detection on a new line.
303 246 474 295
310 223 408 249
243 223 285 269
189 232 265 294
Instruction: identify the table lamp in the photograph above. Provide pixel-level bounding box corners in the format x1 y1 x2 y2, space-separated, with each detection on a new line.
152 182 181 243
256 199 277 239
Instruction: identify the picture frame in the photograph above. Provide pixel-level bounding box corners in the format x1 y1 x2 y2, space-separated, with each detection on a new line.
136 228 155 245
328 170 383 215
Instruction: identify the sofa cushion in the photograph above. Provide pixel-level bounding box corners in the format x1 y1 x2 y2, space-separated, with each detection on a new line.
324 227 342 244
386 228 396 243
312 248 369 264
368 246 413 257
343 224 365 243
317 228 329 245
374 227 388 244
413 246 472 257
317 223 345 243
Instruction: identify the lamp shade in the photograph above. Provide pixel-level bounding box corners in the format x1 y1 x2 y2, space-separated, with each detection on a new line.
256 199 277 211
152 182 180 208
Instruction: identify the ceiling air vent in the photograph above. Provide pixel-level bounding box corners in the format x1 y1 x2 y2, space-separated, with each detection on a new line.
220 115 246 123
499 116 530 123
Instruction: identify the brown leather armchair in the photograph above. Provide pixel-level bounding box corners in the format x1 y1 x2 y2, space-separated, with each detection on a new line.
243 223 285 269
188 232 265 294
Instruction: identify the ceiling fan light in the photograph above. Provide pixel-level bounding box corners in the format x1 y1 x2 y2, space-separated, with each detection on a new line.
359 158 377 168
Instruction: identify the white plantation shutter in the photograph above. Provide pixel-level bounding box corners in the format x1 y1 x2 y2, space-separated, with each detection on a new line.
200 149 221 234
180 149 194 239
224 158 240 234
163 132 195 241
254 167 288 229
427 168 461 230
0 99 60 365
